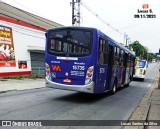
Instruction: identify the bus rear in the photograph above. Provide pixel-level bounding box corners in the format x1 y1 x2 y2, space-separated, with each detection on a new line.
45 27 97 93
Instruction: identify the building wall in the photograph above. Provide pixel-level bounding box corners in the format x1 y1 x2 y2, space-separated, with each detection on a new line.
0 16 46 76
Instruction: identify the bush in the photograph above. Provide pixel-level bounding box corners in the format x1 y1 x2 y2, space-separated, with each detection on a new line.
3 75 44 80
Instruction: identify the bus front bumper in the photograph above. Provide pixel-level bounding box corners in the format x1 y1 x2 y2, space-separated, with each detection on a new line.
133 75 145 79
45 78 94 93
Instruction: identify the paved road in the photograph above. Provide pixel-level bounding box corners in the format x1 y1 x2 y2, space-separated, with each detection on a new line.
0 63 159 129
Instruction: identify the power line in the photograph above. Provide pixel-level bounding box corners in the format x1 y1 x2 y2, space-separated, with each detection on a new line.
10 0 43 17
119 18 160 30
2 0 61 27
80 1 133 46
81 0 124 36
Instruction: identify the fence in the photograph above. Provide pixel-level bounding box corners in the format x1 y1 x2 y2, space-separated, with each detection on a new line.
32 67 45 75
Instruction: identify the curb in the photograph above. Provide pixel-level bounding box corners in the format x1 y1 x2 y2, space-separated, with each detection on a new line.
121 75 158 129
0 89 17 94
0 87 45 94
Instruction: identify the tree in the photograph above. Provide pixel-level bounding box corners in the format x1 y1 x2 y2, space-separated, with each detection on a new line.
148 53 156 61
129 41 148 60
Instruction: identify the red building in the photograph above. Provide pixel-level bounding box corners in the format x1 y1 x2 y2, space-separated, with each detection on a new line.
0 1 63 76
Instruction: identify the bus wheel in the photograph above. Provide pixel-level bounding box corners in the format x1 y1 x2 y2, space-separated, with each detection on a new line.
126 81 130 87
111 82 116 95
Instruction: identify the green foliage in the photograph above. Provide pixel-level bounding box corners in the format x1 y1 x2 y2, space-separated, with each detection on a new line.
129 41 155 61
4 75 23 80
3 75 44 80
129 40 155 61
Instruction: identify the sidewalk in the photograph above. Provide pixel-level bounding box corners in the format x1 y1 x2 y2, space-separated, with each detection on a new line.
146 79 160 129
0 78 45 93
122 73 160 129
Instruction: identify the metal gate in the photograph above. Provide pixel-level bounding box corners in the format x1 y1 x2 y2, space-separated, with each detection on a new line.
30 52 45 75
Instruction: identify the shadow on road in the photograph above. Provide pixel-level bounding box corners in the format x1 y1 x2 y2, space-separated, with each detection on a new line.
143 78 154 83
53 86 125 104
133 78 154 83
54 91 111 104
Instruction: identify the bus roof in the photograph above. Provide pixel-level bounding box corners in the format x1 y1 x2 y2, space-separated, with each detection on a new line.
47 26 94 32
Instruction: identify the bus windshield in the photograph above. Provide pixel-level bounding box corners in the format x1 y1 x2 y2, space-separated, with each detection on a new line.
136 60 146 68
48 29 92 57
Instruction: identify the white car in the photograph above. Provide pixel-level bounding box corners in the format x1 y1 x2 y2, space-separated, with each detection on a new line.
152 59 156 63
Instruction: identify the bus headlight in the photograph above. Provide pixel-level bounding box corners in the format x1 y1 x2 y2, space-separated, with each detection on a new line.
45 63 51 80
85 66 94 85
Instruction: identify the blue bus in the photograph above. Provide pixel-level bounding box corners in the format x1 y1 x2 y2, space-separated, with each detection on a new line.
45 27 135 94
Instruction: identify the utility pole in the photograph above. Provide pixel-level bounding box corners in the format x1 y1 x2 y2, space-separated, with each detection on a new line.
124 33 128 46
77 0 81 26
71 0 81 26
126 35 128 46
124 34 128 47
71 0 75 25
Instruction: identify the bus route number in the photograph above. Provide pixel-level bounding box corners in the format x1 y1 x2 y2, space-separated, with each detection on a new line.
100 68 105 73
72 65 85 71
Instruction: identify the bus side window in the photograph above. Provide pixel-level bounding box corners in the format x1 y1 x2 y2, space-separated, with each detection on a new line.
99 37 109 65
119 49 122 66
117 47 120 57
114 46 120 65
99 38 104 64
120 49 124 61
117 47 120 61
119 49 121 60
108 45 114 66
114 47 117 56
131 55 134 67
121 50 124 60
128 54 131 67
104 40 109 64
123 51 127 67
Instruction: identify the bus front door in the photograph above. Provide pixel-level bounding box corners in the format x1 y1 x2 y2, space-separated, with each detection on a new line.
98 65 108 93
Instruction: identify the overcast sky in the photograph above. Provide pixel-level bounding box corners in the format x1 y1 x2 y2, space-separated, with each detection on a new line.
2 0 160 53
